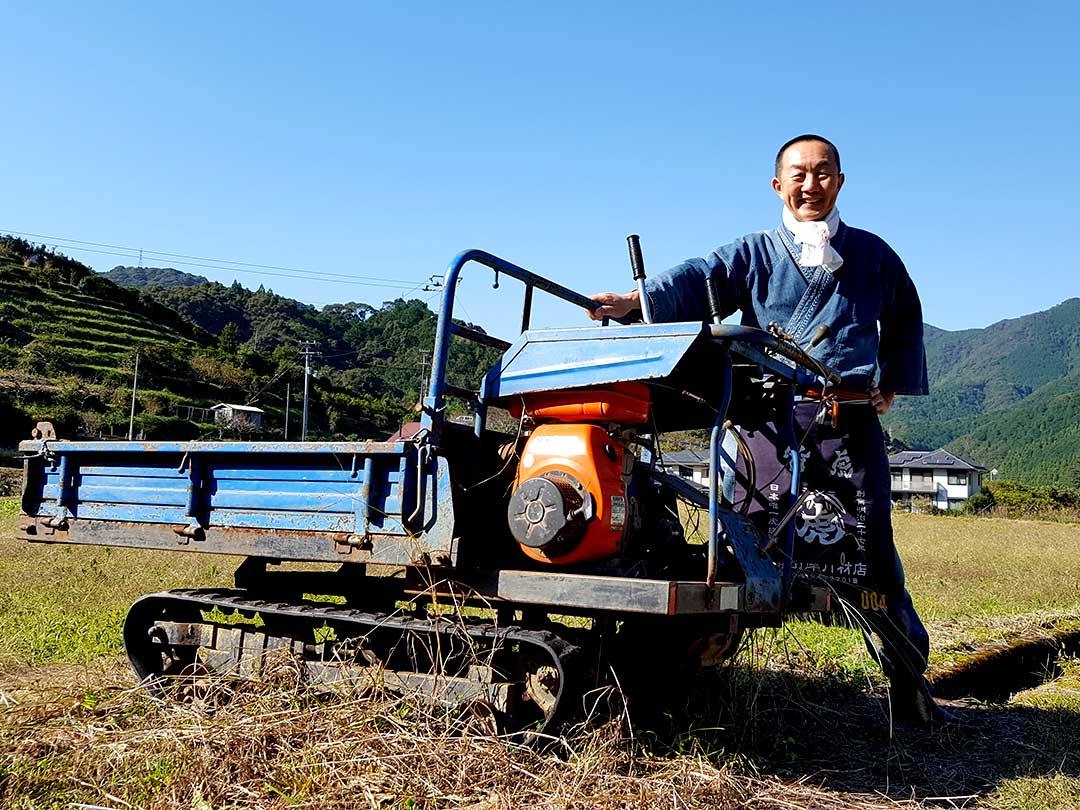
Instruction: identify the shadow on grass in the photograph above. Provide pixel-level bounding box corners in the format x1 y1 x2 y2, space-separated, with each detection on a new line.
628 659 1080 802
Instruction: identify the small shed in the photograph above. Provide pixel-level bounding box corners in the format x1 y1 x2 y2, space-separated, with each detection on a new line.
211 403 264 429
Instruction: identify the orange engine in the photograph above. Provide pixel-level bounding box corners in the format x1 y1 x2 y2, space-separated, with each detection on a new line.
507 385 648 565
508 382 650 425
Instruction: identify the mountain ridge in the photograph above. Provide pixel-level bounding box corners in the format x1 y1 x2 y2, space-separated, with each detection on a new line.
884 297 1080 484
104 266 210 288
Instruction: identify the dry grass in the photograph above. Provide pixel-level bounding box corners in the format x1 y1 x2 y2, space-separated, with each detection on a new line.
4 645 1080 809
0 662 906 810
894 512 1080 621
3 501 1080 808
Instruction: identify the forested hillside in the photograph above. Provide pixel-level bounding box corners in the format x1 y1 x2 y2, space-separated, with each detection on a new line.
104 266 209 288
0 236 498 445
884 298 1080 485
945 373 1080 487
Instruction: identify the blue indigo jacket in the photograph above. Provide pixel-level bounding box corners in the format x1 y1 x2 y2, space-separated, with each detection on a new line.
643 220 929 395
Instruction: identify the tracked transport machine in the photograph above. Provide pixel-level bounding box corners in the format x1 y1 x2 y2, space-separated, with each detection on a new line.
17 243 843 736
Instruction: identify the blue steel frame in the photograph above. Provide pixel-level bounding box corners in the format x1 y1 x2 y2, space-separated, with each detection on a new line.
419 250 830 601
421 249 600 441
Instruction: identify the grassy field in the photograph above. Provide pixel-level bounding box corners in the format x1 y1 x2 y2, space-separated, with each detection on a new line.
1 499 1079 808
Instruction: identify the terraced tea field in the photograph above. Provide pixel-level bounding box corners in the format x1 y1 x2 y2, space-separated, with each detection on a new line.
0 263 201 379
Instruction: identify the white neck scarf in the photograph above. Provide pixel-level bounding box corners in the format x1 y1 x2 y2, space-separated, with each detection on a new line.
782 206 843 272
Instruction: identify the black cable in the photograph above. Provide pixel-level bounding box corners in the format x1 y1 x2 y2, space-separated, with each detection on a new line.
1 227 426 290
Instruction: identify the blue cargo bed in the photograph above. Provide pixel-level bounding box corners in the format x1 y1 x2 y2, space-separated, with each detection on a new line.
17 439 457 566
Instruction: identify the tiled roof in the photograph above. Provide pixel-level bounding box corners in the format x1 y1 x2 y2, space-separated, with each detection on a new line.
888 448 987 471
660 449 710 466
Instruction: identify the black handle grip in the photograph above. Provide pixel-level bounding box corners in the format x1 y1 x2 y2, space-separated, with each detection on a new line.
627 234 646 281
705 273 723 324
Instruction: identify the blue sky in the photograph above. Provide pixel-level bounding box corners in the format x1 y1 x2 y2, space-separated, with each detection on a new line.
2 2 1077 341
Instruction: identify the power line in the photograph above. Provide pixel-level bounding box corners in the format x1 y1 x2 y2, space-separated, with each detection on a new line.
2 226 411 282
39 240 413 290
1 226 426 291
244 360 300 406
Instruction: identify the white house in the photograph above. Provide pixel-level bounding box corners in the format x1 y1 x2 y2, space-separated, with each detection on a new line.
660 449 711 487
888 449 987 511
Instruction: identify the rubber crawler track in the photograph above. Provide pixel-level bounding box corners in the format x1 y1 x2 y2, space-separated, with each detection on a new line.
123 588 581 737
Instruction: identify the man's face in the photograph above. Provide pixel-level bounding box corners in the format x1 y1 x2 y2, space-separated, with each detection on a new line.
771 140 845 222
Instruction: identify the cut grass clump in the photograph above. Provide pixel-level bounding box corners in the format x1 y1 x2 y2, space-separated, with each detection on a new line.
1010 653 1080 712
989 773 1080 810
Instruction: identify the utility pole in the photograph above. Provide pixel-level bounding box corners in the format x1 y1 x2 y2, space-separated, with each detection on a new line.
284 382 290 440
127 351 140 440
299 341 319 441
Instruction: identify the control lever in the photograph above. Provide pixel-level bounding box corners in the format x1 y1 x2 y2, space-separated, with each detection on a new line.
768 322 831 349
626 234 653 324
807 323 831 349
705 273 724 325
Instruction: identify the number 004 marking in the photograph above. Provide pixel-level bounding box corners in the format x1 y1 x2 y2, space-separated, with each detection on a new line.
860 591 888 611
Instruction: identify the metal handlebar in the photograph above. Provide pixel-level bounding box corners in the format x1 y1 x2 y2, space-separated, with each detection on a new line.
424 249 601 437
707 324 842 386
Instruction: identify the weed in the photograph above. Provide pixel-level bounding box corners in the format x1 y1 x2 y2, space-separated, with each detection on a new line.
989 773 1080 810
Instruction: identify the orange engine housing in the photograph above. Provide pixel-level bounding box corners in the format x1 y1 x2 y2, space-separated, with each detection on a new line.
509 422 631 565
508 382 651 425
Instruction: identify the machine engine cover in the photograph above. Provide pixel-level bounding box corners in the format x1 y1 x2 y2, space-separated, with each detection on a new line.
507 471 595 554
510 423 629 564
508 382 651 425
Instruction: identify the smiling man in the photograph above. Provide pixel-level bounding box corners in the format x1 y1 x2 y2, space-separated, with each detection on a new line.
591 134 946 727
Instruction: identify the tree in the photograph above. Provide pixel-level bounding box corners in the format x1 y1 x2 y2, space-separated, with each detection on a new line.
218 322 241 354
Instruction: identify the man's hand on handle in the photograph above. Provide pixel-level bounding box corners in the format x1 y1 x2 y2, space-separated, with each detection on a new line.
588 290 640 321
870 388 896 415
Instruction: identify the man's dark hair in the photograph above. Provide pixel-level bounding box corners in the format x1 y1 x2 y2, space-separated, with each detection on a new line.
774 134 841 178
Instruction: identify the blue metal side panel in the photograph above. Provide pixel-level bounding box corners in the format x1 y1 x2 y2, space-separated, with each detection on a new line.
78 485 189 507
78 503 192 523
18 438 458 565
481 322 706 400
212 510 354 533
25 441 409 455
204 458 406 534
22 444 414 537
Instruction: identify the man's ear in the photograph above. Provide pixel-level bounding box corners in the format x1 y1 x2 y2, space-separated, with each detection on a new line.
836 172 845 191
771 177 783 197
